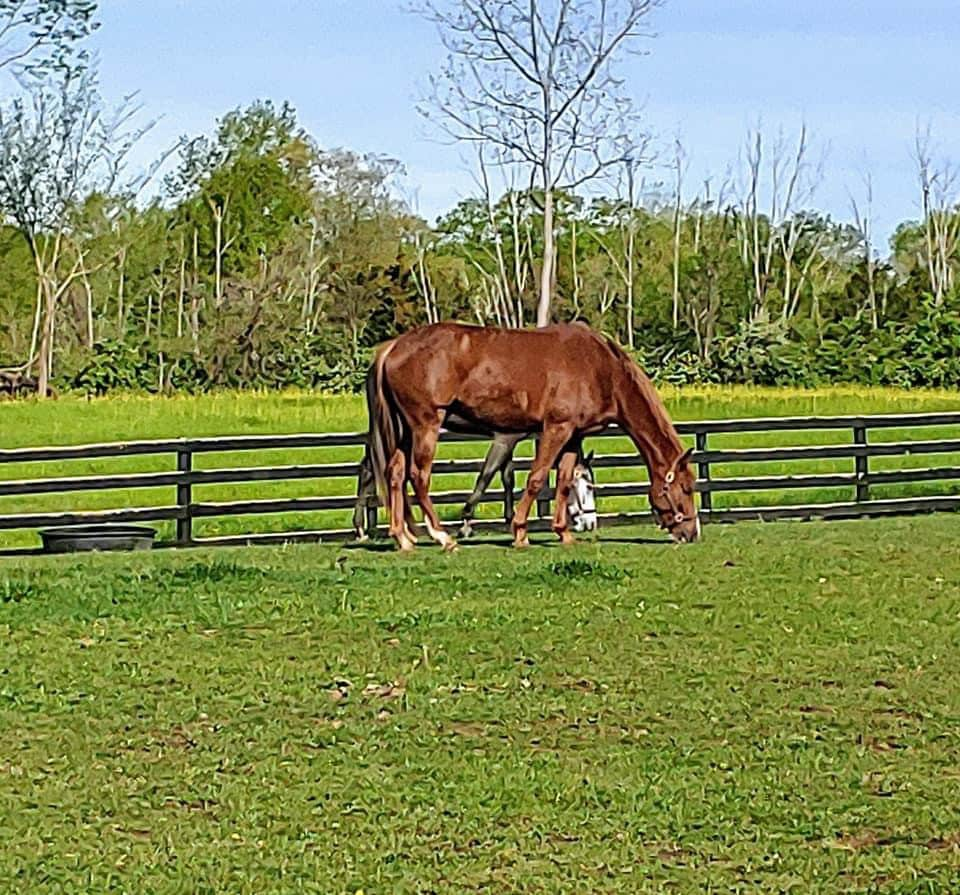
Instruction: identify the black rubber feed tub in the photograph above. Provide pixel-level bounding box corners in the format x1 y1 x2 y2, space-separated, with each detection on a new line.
40 525 157 554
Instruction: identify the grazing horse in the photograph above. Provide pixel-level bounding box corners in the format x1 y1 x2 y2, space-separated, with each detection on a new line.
368 321 699 551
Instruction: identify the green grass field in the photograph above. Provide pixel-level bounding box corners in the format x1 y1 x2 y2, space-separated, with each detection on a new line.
2 516 960 892
3 389 960 891
2 386 960 550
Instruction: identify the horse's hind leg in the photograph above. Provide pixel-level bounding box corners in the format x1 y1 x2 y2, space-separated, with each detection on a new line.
402 484 418 544
352 448 376 541
388 449 416 552
409 423 457 552
459 433 519 539
512 423 575 548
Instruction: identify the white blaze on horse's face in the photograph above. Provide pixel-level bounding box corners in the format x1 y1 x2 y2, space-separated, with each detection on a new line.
568 463 598 532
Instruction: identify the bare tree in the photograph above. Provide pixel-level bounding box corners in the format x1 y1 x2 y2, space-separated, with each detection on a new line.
848 170 879 327
737 124 823 321
0 61 152 395
468 145 531 326
415 0 658 327
914 126 960 306
411 225 440 324
0 0 98 76
670 138 686 329
585 157 642 345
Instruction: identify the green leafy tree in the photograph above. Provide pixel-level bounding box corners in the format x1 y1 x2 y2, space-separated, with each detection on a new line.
167 100 317 303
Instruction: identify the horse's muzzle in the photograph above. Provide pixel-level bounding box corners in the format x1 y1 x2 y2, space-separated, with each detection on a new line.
572 511 598 532
670 515 701 544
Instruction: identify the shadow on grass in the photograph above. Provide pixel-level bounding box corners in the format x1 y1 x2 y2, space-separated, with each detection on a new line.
0 530 672 560
342 531 670 550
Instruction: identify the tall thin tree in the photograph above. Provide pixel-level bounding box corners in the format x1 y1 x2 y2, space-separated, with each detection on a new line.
415 0 658 327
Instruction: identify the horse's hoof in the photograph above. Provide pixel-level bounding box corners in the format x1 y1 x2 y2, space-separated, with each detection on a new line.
396 534 416 552
513 537 531 549
559 533 575 547
442 539 459 554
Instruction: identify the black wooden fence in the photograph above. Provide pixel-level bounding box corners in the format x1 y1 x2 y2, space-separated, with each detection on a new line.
2 411 960 551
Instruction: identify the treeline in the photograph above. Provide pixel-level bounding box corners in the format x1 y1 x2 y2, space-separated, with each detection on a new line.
1 99 959 396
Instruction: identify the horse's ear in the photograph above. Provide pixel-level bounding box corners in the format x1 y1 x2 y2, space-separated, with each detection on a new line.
584 449 595 468
677 447 694 470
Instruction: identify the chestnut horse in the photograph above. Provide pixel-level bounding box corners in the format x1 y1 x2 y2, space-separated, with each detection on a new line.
368 321 699 551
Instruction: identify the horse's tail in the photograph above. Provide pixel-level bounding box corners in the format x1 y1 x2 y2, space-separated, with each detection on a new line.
367 339 402 506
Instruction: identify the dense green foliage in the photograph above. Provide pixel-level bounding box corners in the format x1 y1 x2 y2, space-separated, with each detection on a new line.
3 516 960 892
0 95 958 396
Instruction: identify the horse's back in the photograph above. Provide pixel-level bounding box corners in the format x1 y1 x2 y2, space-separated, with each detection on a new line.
381 321 620 430
393 321 605 360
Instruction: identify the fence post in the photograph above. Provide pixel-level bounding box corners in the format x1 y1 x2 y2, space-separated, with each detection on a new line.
853 424 869 504
695 430 712 518
176 444 193 546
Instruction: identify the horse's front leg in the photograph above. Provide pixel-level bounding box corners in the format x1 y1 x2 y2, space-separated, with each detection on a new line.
459 434 519 539
552 449 578 547
512 424 575 548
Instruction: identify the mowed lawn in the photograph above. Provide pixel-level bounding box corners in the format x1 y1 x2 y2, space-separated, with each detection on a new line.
2 516 960 893
3 386 960 549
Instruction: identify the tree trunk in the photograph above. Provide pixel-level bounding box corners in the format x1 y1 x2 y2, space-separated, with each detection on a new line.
116 247 127 332
26 278 43 375
36 279 56 399
626 224 636 349
536 189 555 328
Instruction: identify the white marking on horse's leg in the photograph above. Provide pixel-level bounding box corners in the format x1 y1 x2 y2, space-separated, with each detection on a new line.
425 517 456 551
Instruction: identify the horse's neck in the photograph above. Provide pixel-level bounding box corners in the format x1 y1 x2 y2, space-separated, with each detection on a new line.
615 371 681 477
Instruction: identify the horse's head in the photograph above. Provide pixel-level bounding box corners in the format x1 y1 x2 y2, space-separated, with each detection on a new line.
650 447 700 543
568 450 598 532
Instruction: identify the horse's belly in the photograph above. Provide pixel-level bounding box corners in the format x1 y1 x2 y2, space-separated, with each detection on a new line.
453 380 543 431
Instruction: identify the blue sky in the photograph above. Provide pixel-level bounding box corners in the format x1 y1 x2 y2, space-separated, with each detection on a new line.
82 0 960 246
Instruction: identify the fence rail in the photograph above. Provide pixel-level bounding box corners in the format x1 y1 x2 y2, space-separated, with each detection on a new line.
2 411 960 550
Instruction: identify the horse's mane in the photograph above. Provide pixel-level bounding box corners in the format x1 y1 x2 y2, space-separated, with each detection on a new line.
597 332 680 452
